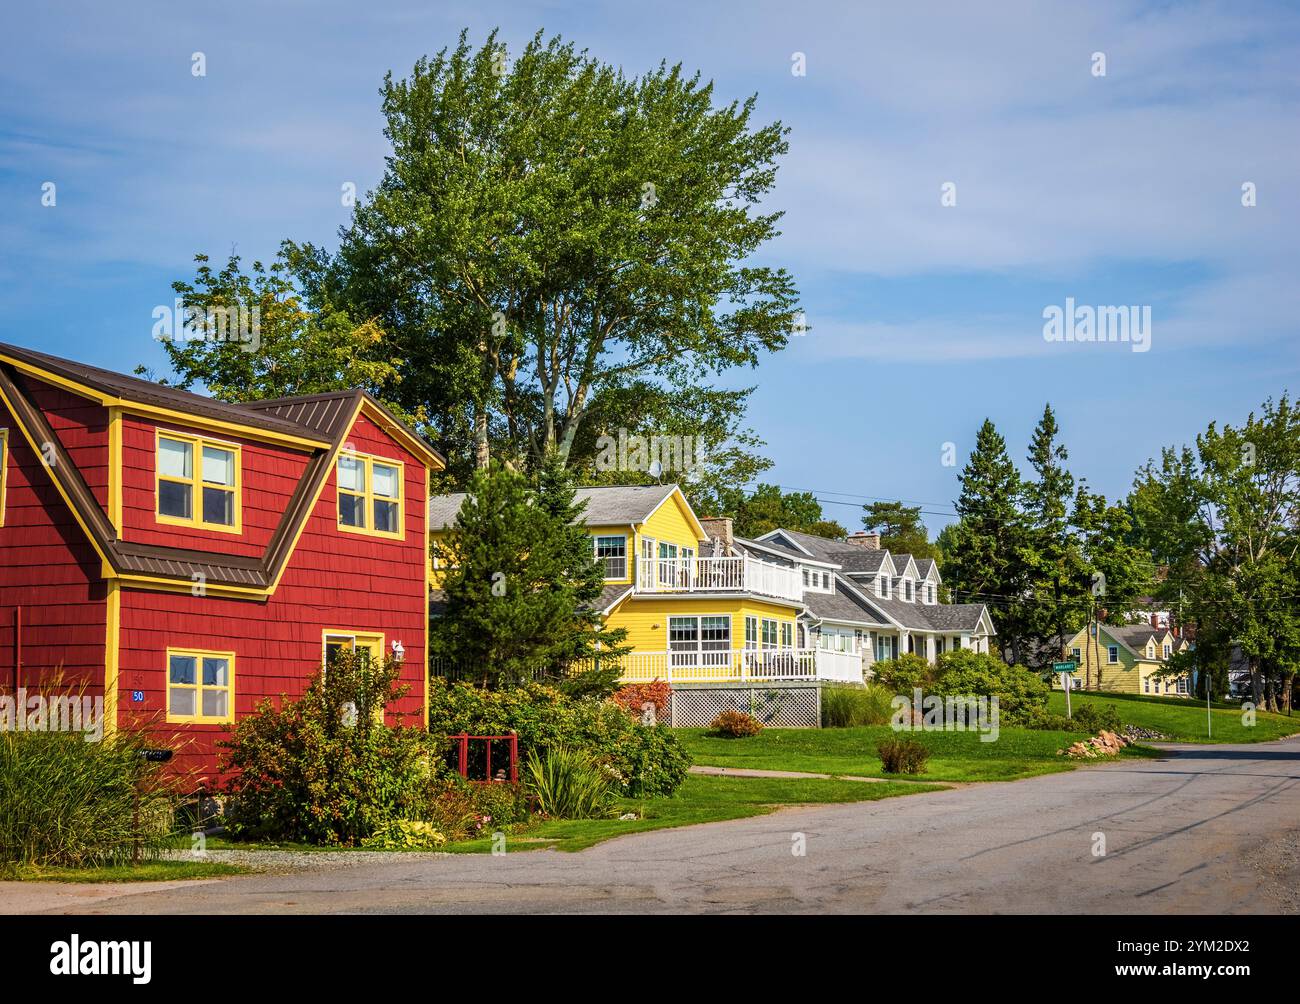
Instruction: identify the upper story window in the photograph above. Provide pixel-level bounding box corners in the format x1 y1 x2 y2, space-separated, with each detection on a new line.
1071 647 1081 662
821 571 830 590
1107 645 1119 664
337 451 404 539
802 568 810 587
904 580 913 602
1163 643 1172 658
927 584 935 603
594 535 627 579
878 575 889 598
157 432 240 532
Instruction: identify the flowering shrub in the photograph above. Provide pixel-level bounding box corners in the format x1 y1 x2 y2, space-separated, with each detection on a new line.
610 680 671 720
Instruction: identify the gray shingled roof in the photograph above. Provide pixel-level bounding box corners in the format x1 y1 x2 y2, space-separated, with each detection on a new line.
913 558 937 579
429 484 684 532
801 579 892 626
1106 625 1166 654
837 550 890 574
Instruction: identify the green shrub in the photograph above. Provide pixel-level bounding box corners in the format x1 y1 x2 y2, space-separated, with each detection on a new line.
426 678 691 797
604 723 693 798
0 727 175 867
877 736 930 775
871 653 937 693
220 651 444 845
1071 702 1123 734
709 710 763 737
930 649 1049 726
821 683 896 727
1022 707 1079 731
525 747 617 819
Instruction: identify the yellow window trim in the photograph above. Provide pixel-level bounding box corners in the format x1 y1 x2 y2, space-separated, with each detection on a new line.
336 449 405 541
0 427 8 527
155 428 243 534
165 647 235 724
323 630 387 723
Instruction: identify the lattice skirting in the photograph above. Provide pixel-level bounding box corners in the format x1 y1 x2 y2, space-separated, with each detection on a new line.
670 685 820 728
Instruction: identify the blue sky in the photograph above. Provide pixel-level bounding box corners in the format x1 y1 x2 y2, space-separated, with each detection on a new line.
3 1 1297 531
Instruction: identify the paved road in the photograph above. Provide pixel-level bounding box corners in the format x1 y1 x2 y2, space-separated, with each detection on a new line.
6 738 1299 914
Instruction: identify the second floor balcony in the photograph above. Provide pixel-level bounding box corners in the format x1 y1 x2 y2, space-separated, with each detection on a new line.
632 553 802 603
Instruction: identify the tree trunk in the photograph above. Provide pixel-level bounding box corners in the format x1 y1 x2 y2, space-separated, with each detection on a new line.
474 407 490 471
1249 657 1263 707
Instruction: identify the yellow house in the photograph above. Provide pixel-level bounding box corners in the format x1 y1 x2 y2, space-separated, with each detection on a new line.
1055 624 1193 697
428 484 827 685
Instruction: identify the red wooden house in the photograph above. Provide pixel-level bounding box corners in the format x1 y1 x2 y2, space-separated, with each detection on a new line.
0 342 442 783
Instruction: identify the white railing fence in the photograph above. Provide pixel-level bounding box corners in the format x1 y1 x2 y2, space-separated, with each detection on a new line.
612 648 864 684
635 555 802 602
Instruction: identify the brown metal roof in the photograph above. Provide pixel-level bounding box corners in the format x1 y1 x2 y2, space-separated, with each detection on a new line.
0 341 327 441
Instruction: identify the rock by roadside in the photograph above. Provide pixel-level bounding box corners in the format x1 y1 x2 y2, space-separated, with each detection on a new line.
1058 729 1129 759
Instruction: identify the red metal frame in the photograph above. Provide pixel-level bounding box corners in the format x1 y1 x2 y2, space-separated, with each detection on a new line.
448 733 518 783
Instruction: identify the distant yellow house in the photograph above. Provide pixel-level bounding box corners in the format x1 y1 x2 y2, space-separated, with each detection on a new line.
1056 624 1192 697
428 484 817 684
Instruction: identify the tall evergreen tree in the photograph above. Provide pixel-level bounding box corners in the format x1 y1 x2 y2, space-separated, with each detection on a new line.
1022 405 1090 668
947 419 1033 664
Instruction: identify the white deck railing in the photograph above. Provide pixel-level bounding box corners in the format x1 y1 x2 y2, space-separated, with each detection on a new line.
635 555 802 602
607 648 864 684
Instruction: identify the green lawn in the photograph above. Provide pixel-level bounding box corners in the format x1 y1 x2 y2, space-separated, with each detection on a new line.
442 774 947 853
4 860 248 883
1048 691 1300 743
674 724 1159 782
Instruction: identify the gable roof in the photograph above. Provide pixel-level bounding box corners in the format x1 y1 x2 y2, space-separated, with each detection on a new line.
429 483 697 535
0 345 442 596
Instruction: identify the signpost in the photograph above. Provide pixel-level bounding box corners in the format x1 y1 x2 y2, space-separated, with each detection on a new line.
1053 662 1078 718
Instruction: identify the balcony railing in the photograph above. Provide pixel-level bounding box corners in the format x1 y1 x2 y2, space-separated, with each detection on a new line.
606 647 864 684
635 554 802 602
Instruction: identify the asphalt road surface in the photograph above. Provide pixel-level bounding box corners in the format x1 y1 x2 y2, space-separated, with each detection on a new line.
6 738 1299 914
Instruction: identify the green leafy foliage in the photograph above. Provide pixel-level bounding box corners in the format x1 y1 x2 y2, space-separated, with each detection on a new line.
871 654 935 694
426 679 691 797
219 651 442 845
929 649 1050 726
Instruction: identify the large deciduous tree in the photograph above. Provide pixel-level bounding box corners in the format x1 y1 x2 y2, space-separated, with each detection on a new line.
312 28 799 476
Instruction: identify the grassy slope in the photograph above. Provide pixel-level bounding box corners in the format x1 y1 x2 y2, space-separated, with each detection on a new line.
1047 691 1300 743
674 724 1157 782
442 774 946 853
8 860 247 883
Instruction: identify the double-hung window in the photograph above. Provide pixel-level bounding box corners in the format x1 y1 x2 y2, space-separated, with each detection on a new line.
761 618 778 650
781 622 793 649
594 535 627 579
1107 645 1119 664
337 451 403 538
167 649 234 723
157 432 240 531
668 615 729 668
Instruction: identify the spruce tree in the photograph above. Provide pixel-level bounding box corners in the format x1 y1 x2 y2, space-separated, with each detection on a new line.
1023 405 1090 668
947 419 1033 664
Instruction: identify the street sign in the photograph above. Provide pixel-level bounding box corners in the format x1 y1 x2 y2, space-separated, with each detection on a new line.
1053 661 1077 674
1053 662 1077 718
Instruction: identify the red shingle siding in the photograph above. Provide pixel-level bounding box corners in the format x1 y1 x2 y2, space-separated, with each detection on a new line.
26 381 110 510
0 396 107 696
119 413 310 557
117 409 428 781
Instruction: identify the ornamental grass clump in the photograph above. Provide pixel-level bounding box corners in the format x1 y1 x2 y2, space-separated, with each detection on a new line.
524 746 617 819
0 721 175 867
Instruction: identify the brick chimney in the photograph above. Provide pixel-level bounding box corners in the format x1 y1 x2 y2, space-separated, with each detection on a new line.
699 517 734 550
846 531 880 550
